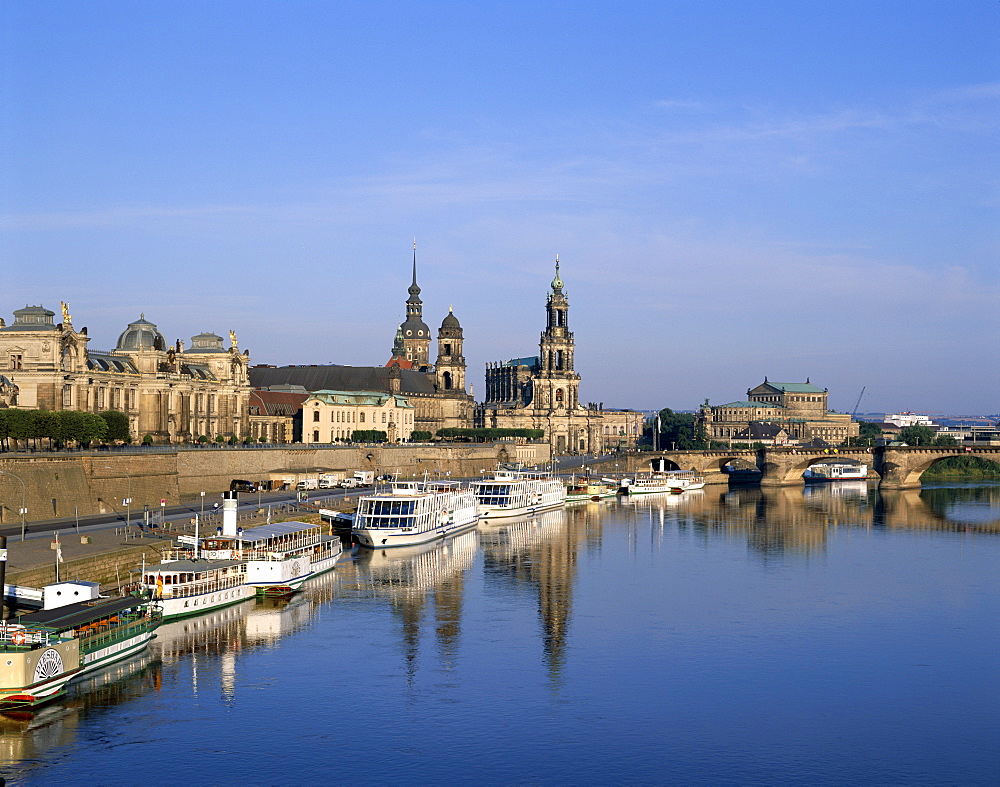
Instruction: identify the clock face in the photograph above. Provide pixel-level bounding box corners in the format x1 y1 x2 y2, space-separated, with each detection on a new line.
34 648 65 682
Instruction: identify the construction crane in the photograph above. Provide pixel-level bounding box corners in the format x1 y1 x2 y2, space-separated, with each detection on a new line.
851 387 866 418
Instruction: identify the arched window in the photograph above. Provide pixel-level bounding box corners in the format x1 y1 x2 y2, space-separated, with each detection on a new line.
443 371 452 390
313 410 320 422
555 388 564 403
313 430 320 442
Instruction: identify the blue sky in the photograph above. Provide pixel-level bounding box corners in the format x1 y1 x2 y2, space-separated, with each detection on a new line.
2 1 997 415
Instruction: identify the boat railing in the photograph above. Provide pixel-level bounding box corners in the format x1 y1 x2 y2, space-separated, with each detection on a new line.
78 611 160 650
153 572 245 599
0 625 60 650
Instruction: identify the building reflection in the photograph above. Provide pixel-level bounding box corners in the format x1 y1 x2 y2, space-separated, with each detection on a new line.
352 531 479 682
480 509 579 685
617 481 999 558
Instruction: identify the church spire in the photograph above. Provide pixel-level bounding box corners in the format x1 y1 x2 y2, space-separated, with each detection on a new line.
551 254 564 292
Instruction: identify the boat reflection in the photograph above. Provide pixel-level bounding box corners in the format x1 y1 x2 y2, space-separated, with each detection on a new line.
0 652 161 774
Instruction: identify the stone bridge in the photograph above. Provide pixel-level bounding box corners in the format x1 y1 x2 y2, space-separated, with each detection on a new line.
588 446 1000 489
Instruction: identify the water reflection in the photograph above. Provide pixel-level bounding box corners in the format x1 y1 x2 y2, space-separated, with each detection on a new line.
352 531 479 681
0 652 161 778
0 483 995 781
481 509 575 683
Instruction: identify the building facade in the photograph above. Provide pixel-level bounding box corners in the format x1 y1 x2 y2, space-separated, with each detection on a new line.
303 390 415 443
0 304 251 443
699 379 859 446
251 247 474 437
476 260 643 454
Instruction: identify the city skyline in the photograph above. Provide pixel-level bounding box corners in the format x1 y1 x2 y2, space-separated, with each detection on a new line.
3 2 997 415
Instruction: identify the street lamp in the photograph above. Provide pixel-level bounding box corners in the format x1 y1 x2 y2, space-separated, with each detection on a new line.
104 466 132 532
0 470 27 541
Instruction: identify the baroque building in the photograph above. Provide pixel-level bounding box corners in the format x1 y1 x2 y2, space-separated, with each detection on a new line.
303 390 415 444
476 260 643 454
250 245 474 437
0 303 251 442
699 379 860 446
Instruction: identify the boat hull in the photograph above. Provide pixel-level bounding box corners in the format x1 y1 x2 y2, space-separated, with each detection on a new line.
355 517 479 549
157 583 257 621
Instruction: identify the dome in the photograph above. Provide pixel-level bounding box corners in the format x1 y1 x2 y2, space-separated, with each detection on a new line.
440 306 461 330
116 314 166 351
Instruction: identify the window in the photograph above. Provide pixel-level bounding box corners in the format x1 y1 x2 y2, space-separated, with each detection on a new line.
9 354 21 370
382 412 387 423
313 430 320 442
360 412 365 423
313 410 320 422
444 343 452 355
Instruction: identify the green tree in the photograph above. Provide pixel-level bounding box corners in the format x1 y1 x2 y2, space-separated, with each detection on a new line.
899 424 936 446
933 434 959 446
647 409 706 450
410 430 433 441
100 410 131 443
352 430 387 443
847 421 883 447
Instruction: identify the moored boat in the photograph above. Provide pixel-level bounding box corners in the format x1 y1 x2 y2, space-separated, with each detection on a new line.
139 557 254 621
803 462 868 481
354 479 479 548
0 581 161 709
473 471 565 519
197 520 343 595
564 476 618 502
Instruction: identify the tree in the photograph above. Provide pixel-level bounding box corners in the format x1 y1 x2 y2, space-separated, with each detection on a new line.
933 434 958 446
847 421 883 447
899 424 936 446
100 410 131 443
352 430 387 443
410 430 433 441
646 409 707 450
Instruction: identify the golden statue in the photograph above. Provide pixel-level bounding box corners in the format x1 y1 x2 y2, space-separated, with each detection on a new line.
229 330 238 348
60 301 72 326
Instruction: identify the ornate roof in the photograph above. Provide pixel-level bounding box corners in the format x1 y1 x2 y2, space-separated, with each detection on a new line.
0 305 57 332
116 315 166 351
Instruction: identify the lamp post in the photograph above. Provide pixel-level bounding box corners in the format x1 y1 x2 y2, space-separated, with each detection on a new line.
0 471 27 541
200 491 205 517
104 466 132 532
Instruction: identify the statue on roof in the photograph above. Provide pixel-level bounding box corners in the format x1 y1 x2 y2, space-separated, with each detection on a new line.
60 301 72 327
229 330 238 349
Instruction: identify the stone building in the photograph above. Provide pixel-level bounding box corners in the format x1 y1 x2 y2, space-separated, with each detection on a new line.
699 379 859 446
250 247 474 436
476 260 643 454
248 388 308 443
303 390 415 444
0 303 251 442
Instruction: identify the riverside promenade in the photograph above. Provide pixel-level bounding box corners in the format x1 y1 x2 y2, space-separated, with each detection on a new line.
1 494 356 598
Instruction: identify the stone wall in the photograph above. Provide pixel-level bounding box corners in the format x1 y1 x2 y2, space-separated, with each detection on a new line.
0 442 550 523
6 542 167 590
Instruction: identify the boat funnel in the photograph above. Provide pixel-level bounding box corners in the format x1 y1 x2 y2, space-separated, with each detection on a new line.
222 491 238 536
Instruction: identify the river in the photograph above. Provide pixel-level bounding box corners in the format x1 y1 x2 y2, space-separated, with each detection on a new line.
1 481 997 785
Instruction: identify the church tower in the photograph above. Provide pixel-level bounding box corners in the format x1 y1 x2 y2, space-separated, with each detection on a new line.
400 241 431 368
435 307 466 392
536 256 580 411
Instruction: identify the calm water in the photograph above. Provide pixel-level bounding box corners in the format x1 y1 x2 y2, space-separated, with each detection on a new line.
2 482 997 785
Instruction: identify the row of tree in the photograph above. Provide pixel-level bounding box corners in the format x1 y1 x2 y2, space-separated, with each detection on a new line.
436 428 545 442
0 409 131 450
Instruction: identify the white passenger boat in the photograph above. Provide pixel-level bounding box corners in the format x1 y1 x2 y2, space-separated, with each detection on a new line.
197 520 342 595
473 471 566 519
353 480 479 548
0 582 161 709
564 476 618 502
620 471 706 495
661 471 706 492
139 556 255 621
803 462 868 481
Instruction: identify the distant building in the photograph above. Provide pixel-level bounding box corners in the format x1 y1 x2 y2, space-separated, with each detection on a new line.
249 246 473 436
884 411 938 428
476 259 643 454
248 387 308 443
700 379 859 446
0 304 251 442
303 390 415 443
